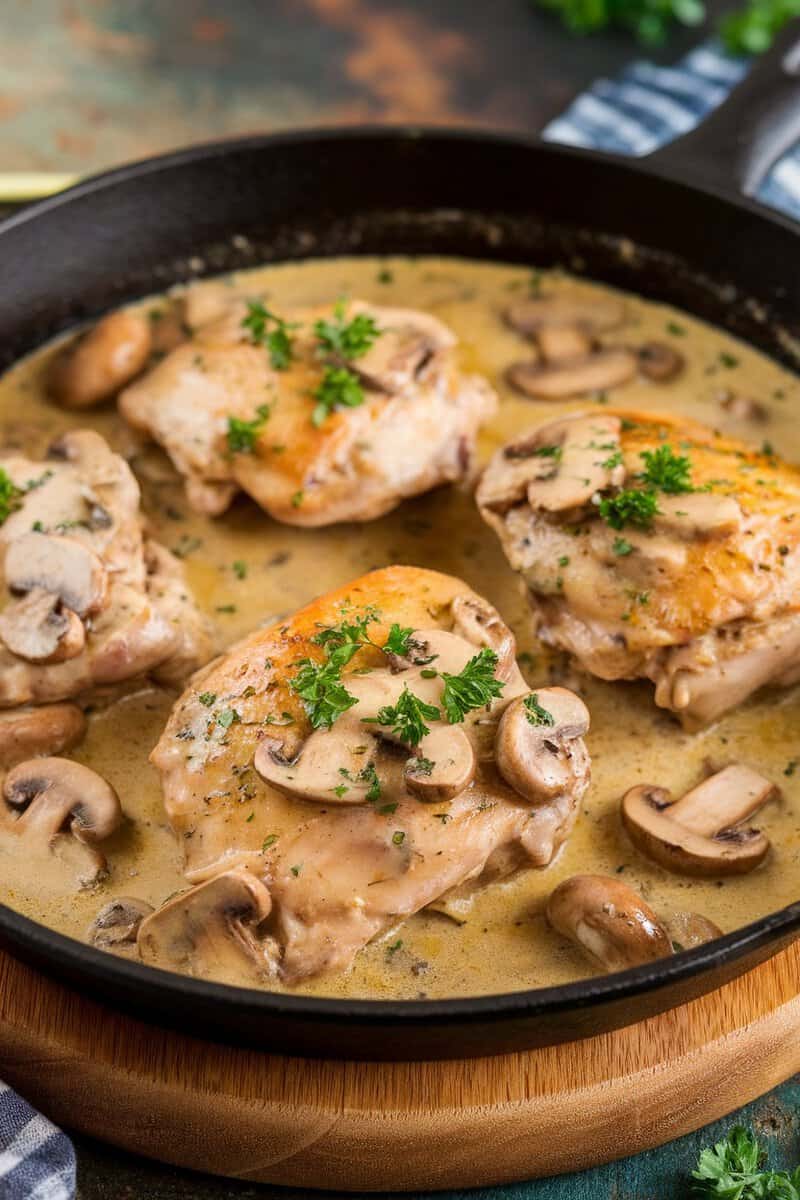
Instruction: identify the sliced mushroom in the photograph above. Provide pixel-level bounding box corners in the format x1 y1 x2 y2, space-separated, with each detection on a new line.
663 910 722 952
546 874 672 972
506 296 625 338
48 310 152 409
137 866 272 978
255 629 485 806
478 413 625 516
451 593 516 680
621 764 775 876
655 492 742 539
717 390 768 422
537 326 593 363
0 704 86 768
344 306 451 394
404 725 476 803
507 349 637 400
0 588 85 663
637 341 684 382
89 897 154 955
4 532 108 617
495 686 590 804
2 757 123 884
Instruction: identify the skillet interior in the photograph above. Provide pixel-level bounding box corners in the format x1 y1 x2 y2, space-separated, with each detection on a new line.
1 128 800 1059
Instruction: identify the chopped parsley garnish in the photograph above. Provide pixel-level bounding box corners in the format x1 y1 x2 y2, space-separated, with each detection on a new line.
0 468 22 525
613 536 633 556
598 488 660 531
666 321 686 337
232 560 247 580
386 938 403 958
226 404 270 453
412 756 435 775
314 300 380 360
440 648 505 724
291 490 304 508
359 762 382 802
601 450 624 470
392 830 405 846
532 444 563 461
241 300 295 370
198 691 216 707
366 684 441 746
637 444 693 494
312 607 379 668
290 863 303 877
311 366 364 426
523 693 555 726
719 351 740 369
558 555 570 567
216 707 240 729
262 834 279 851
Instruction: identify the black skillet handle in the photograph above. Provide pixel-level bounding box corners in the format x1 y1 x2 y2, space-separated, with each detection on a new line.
645 20 800 198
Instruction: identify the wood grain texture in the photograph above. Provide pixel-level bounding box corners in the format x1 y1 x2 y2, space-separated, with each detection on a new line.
1 940 800 1192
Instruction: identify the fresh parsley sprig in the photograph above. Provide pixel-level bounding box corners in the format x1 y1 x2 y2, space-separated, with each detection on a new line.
597 488 660 531
692 1125 800 1197
226 404 271 454
441 648 506 724
311 366 364 427
290 656 359 730
242 300 296 370
315 300 380 360
637 444 693 494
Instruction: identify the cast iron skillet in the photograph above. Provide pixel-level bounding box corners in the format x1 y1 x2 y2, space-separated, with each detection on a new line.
1 28 800 1062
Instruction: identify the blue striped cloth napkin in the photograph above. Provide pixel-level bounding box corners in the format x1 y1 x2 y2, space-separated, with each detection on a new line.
0 1084 74 1199
2 37 799 1200
543 39 800 219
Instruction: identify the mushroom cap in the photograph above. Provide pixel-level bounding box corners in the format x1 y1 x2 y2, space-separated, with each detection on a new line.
48 309 152 409
0 703 86 768
4 532 108 617
0 588 85 664
546 874 672 972
137 866 272 978
404 725 476 803
495 687 590 804
621 765 774 877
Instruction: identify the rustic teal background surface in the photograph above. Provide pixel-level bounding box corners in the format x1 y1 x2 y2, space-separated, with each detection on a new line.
1 3 796 1197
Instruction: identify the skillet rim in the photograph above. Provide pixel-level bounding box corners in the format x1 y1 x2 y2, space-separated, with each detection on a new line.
1 123 799 1031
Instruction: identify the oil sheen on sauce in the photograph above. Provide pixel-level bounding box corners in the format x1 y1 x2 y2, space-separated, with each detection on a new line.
1 256 799 1001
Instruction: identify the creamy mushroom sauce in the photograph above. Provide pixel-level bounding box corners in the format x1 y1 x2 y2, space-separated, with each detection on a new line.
1 255 800 1000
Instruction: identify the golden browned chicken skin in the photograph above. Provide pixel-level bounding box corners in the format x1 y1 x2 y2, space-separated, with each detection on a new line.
145 566 591 983
477 409 800 727
118 298 496 524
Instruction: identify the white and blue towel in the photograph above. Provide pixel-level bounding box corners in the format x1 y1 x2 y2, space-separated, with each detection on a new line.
0 1084 74 1199
544 40 800 219
1 37 800 1200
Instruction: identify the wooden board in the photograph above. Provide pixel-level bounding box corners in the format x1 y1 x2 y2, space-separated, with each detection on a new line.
1 942 800 1193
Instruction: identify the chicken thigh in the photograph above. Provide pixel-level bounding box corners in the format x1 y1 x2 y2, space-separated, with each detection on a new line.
0 430 214 713
477 409 800 727
118 297 496 523
143 566 590 984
